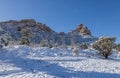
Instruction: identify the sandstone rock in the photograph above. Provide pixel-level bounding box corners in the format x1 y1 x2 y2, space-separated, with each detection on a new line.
70 24 92 36
43 25 52 32
76 24 84 32
37 23 52 32
20 19 36 26
0 20 19 26
80 26 91 36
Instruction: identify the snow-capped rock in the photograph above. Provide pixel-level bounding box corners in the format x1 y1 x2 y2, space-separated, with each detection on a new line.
0 19 97 46
69 24 91 36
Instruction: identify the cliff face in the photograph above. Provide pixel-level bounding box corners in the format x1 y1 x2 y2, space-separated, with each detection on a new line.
0 19 97 46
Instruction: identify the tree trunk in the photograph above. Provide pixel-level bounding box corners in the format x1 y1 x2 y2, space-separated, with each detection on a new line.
105 54 108 59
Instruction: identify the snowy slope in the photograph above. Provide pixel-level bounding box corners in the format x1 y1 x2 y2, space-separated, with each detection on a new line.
0 45 120 78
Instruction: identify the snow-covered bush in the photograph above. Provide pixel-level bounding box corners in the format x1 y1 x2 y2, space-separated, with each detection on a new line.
113 44 120 52
39 40 48 47
92 36 116 59
60 44 68 48
72 48 79 55
0 35 11 47
80 42 88 49
1 38 9 46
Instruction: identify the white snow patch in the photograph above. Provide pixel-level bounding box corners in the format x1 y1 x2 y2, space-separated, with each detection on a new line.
0 45 120 78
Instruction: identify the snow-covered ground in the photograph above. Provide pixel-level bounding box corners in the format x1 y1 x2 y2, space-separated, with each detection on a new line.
0 45 120 78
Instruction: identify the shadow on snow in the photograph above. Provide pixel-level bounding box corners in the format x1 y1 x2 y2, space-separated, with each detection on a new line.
0 48 120 78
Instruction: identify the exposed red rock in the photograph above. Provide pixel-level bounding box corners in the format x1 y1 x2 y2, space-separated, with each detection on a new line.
37 23 52 32
69 24 92 36
76 24 84 32
19 19 36 26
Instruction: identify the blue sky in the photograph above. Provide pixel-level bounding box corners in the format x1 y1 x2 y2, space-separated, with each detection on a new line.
0 0 120 42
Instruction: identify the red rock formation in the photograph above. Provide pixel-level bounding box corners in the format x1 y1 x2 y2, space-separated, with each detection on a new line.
37 23 52 32
76 24 84 32
20 19 36 26
69 24 92 36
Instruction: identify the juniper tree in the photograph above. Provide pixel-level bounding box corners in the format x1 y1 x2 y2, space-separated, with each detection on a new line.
92 36 116 59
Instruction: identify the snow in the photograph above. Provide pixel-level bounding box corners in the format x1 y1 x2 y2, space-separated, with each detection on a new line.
0 45 120 78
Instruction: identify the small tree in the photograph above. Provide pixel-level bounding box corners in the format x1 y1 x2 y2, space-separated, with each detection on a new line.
72 48 79 55
92 36 116 59
80 42 88 49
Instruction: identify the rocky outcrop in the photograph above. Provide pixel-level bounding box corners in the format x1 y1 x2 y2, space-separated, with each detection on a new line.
37 23 52 32
69 24 91 36
19 19 36 26
79 24 91 36
0 19 97 46
0 19 36 26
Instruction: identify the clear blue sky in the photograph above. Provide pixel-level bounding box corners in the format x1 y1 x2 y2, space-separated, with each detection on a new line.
0 0 120 42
